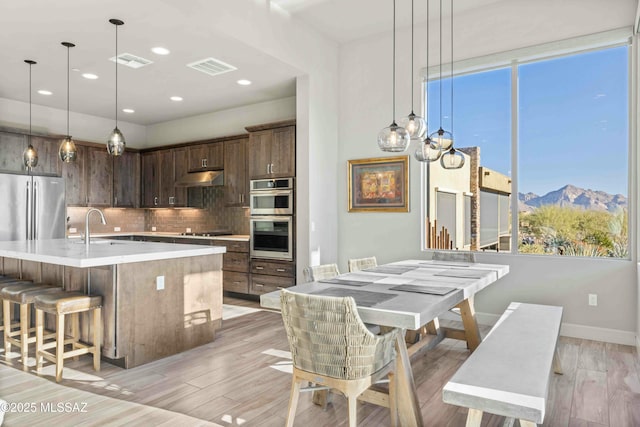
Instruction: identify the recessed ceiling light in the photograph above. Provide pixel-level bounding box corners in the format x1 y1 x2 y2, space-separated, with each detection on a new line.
122 108 135 113
82 73 98 80
37 90 52 95
237 79 252 86
170 96 183 102
151 47 170 55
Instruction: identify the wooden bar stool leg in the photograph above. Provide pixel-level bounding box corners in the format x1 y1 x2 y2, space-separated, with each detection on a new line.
35 308 44 373
71 312 80 361
55 313 65 382
19 303 29 366
93 307 101 372
3 300 10 357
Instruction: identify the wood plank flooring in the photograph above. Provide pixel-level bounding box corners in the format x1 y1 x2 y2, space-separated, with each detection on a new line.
1 295 639 426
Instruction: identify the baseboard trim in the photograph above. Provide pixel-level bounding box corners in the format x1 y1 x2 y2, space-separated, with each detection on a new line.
476 312 636 346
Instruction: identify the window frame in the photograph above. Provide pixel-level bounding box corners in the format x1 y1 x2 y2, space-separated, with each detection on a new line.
419 28 634 259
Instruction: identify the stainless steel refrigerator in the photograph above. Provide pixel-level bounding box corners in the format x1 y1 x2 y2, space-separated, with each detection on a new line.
0 173 66 241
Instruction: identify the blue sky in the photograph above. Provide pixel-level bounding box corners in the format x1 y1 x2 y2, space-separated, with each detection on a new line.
425 46 629 197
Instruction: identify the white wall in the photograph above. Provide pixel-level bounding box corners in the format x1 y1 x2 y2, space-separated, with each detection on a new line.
0 97 146 146
144 96 296 148
338 0 638 343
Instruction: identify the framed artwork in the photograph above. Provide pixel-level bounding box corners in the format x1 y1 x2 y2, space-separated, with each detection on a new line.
348 155 409 212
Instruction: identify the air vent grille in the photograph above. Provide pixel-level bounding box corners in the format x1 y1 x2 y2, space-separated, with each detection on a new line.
187 57 237 77
110 53 153 69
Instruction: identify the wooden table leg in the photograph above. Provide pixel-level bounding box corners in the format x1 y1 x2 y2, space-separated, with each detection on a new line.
457 297 482 352
393 332 424 427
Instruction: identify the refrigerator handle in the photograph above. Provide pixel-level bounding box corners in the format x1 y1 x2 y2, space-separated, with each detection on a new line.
32 180 37 240
25 181 31 240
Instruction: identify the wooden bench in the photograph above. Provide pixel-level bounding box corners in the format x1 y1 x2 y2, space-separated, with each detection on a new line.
442 302 563 427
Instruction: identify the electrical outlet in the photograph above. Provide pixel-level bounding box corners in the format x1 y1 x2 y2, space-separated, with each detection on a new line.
151 226 157 232
114 227 121 232
69 227 77 233
156 276 165 290
186 227 192 233
588 294 597 306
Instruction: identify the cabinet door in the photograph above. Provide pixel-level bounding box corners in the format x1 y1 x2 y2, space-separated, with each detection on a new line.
188 144 208 172
141 152 158 207
113 150 140 208
30 135 62 176
61 144 87 206
188 142 223 171
0 131 27 173
248 130 272 179
270 126 295 178
158 149 174 207
206 142 224 170
86 147 113 206
173 148 188 206
224 137 248 206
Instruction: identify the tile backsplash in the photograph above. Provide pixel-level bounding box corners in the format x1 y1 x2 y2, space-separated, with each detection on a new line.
67 187 250 236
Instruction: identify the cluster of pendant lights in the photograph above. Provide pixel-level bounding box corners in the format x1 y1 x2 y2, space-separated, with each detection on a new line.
378 0 464 170
22 18 126 171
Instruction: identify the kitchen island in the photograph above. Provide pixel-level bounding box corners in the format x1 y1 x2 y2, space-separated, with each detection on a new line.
0 238 226 368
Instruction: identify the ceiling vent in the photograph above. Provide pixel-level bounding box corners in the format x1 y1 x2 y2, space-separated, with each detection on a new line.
187 57 237 77
110 53 153 69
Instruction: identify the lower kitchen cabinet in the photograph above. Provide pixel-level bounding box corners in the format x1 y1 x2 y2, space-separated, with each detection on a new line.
212 239 251 294
223 271 249 294
249 259 295 295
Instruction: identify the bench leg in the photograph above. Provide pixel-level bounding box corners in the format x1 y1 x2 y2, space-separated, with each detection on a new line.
457 297 482 352
519 420 537 427
553 346 563 375
466 408 483 427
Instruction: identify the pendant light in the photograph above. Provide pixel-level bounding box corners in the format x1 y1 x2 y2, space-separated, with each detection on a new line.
59 42 78 162
415 0 442 162
399 0 426 140
378 0 410 153
106 18 126 156
428 0 453 152
23 60 38 171
440 0 465 169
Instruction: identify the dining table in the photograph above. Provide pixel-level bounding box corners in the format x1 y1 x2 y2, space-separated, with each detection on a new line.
260 258 510 427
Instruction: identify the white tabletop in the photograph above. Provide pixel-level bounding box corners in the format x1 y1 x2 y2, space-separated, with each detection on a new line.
260 259 509 329
0 238 226 268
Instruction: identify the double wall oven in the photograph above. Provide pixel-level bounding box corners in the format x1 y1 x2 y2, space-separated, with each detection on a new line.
249 178 294 260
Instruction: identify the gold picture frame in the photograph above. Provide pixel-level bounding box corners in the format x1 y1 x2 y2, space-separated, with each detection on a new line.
348 155 409 212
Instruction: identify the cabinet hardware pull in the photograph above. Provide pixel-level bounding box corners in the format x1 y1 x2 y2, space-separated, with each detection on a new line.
277 287 284 290
270 163 274 174
255 266 264 270
154 196 158 206
255 283 264 287
203 158 207 168
276 268 286 272
266 164 270 174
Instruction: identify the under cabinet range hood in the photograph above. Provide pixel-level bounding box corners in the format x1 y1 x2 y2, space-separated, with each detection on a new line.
175 171 224 187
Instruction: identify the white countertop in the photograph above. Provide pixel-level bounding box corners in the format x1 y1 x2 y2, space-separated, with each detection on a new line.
67 232 250 242
0 238 226 268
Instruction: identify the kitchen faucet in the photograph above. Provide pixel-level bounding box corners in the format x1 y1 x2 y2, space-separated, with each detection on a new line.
85 208 107 249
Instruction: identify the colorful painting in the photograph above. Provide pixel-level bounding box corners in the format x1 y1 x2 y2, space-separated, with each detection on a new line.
348 156 409 212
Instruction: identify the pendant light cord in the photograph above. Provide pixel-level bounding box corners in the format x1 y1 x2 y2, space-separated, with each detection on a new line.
410 0 414 113
425 0 429 128
392 0 396 123
66 45 70 136
29 62 32 137
439 0 443 130
450 0 454 136
115 23 118 128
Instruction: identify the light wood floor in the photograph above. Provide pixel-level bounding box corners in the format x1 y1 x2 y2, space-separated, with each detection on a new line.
1 296 639 426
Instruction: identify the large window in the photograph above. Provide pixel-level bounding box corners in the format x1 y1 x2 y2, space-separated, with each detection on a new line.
424 40 629 258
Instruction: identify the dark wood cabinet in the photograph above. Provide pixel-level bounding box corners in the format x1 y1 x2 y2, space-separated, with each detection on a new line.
141 151 158 207
248 125 295 179
173 148 188 206
0 131 61 176
0 131 27 173
212 239 251 294
141 148 186 208
158 149 174 207
86 147 112 206
113 151 140 208
61 144 87 206
223 137 249 207
30 135 62 176
188 142 223 172
249 259 295 295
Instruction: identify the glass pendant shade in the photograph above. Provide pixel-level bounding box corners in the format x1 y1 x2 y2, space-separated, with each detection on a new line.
398 112 426 140
59 136 77 162
429 127 453 151
107 127 126 156
378 122 410 152
23 143 38 169
440 147 465 169
414 137 442 162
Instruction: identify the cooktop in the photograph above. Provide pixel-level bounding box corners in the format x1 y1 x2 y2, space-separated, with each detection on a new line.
179 230 232 237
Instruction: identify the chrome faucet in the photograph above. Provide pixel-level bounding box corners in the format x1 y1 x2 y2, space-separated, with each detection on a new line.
85 208 107 249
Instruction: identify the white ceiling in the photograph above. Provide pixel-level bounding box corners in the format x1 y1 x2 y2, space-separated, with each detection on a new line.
0 0 505 126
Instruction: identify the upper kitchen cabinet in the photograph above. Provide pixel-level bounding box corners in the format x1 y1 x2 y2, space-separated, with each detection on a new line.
86 147 113 206
0 130 28 173
113 150 140 208
188 142 223 172
0 130 61 176
141 148 185 208
223 136 249 207
173 148 188 206
30 135 62 176
246 121 295 179
61 144 87 206
141 151 158 207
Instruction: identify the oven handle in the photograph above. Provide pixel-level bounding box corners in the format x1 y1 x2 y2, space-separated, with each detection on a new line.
248 189 293 197
249 216 292 222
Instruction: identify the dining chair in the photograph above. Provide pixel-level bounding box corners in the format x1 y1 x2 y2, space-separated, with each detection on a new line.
303 263 340 282
347 256 377 272
280 289 399 427
432 251 476 263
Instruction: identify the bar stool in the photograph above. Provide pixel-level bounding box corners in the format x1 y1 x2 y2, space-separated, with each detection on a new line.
34 291 102 382
0 278 31 333
1 283 61 366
